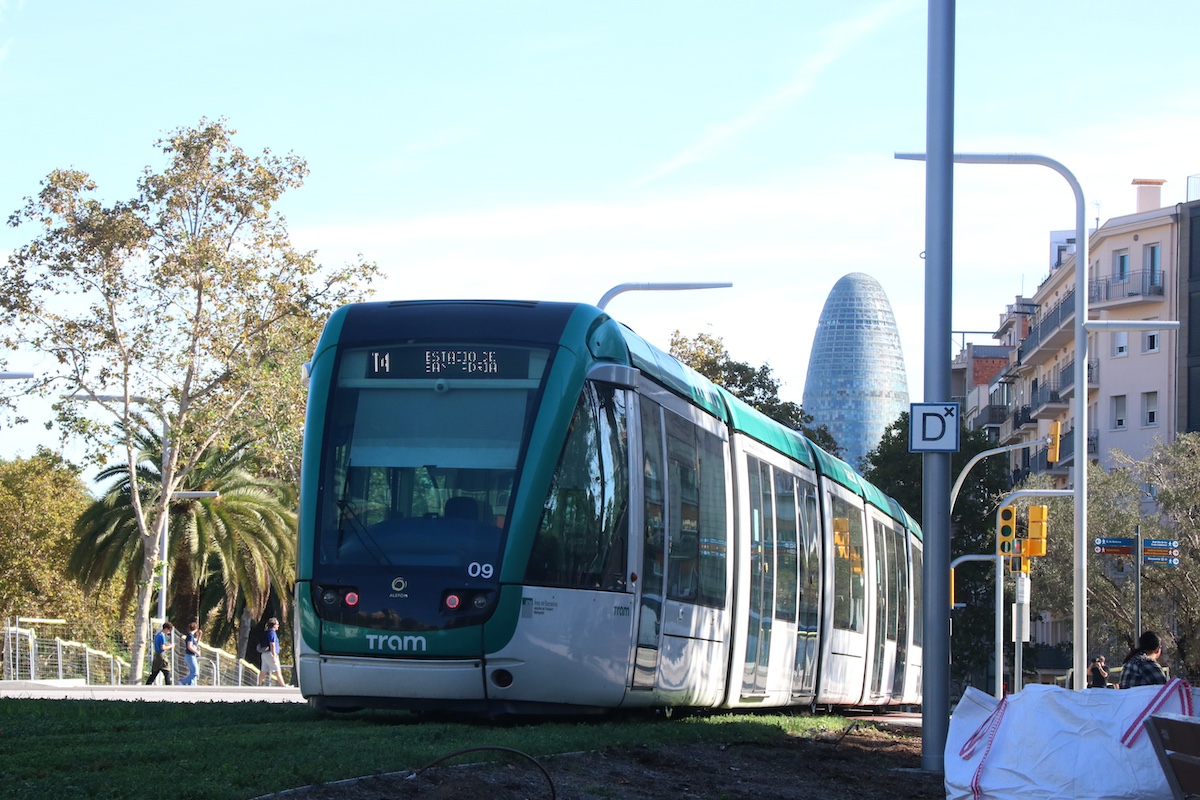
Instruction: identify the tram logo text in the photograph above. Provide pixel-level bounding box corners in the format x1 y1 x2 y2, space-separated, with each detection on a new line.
365 634 428 652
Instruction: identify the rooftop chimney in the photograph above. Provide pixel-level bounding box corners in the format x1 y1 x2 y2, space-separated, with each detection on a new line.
1133 178 1165 213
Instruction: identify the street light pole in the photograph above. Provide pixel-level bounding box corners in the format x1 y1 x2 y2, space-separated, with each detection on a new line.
896 150 1091 690
69 393 173 621
596 282 733 310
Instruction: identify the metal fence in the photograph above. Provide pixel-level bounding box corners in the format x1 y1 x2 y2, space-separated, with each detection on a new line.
3 620 263 686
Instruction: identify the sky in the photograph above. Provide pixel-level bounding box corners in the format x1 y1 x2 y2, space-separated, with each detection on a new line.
2 0 1200 471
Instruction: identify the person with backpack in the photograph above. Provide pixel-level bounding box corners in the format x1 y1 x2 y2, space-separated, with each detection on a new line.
256 617 287 687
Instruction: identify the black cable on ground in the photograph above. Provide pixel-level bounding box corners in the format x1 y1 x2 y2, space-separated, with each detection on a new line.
406 745 556 799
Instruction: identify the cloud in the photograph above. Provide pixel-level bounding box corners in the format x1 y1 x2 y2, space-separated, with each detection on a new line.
634 0 917 186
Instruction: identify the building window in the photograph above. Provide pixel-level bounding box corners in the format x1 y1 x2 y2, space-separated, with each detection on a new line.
1143 392 1158 427
1145 243 1162 286
1112 395 1126 429
1114 250 1130 283
1144 330 1160 353
1113 331 1129 357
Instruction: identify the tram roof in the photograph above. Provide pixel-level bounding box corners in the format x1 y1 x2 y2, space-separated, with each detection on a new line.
712 387 817 469
614 322 729 421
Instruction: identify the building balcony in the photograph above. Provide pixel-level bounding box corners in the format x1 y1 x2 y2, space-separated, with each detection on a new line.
1089 269 1166 306
970 403 1007 432
1032 380 1069 420
1057 358 1099 402
1053 426 1099 467
999 405 1035 444
1017 288 1076 368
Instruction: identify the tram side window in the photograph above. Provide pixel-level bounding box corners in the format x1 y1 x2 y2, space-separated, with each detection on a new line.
774 472 798 622
664 411 727 607
528 383 629 590
831 496 865 632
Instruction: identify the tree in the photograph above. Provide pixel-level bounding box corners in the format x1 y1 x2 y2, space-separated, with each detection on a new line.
0 452 129 650
1117 435 1200 679
0 118 376 679
1027 437 1200 681
861 412 1012 688
669 331 841 455
69 427 295 659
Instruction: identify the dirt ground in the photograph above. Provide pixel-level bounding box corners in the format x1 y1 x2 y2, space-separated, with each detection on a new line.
268 721 943 800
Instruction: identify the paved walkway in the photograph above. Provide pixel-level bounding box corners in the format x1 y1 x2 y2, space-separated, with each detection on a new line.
0 679 304 703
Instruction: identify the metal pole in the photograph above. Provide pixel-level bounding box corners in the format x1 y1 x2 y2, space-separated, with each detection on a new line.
995 555 1004 697
1134 524 1142 640
1014 573 1030 692
158 416 170 622
949 553 1005 699
922 0 955 773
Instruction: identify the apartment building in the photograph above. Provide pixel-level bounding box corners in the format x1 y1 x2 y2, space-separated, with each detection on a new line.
958 179 1200 661
978 180 1197 486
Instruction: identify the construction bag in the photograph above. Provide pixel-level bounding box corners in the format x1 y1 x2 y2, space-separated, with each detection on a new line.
945 679 1194 800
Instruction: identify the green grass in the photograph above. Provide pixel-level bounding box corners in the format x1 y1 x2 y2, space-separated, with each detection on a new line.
0 700 856 799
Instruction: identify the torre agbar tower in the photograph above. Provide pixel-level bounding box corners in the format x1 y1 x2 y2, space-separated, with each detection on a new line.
802 272 910 468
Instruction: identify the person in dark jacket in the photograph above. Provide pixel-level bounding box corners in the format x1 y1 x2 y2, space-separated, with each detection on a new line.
1119 630 1168 688
1088 655 1109 688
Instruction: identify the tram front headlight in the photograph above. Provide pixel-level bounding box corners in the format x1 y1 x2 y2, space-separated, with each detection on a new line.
321 589 339 606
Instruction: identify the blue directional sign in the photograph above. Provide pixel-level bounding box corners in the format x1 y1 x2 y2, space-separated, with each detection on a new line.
1094 537 1134 547
1145 539 1180 549
1143 555 1181 567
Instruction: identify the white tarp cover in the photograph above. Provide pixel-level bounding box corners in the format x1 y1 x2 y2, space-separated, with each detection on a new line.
945 679 1194 800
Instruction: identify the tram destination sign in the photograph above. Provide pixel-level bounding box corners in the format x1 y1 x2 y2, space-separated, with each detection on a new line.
366 346 531 379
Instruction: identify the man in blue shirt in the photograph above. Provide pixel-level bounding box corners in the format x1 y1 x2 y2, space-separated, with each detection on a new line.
144 621 174 685
256 618 287 687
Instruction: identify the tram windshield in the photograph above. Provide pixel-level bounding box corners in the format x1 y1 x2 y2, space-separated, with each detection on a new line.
316 344 550 569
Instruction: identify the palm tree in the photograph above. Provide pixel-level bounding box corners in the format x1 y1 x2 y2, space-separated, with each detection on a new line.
69 425 296 657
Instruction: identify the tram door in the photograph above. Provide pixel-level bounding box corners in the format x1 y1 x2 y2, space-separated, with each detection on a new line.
632 396 666 689
869 518 897 701
890 526 909 701
792 477 821 697
742 458 774 696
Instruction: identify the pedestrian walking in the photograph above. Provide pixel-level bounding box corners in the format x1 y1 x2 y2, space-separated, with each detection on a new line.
145 621 174 685
180 621 202 686
257 617 287 687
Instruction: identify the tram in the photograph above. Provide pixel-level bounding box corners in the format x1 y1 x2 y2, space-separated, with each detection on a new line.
295 300 923 714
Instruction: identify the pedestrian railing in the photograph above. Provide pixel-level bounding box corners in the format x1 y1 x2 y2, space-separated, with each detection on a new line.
3 625 131 685
3 621 263 687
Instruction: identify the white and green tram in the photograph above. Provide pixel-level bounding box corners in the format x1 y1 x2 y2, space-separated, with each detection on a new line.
296 300 923 714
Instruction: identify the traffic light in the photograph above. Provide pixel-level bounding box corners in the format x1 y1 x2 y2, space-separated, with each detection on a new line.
1047 421 1061 463
1009 555 1030 574
997 505 1018 557
1027 505 1049 557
